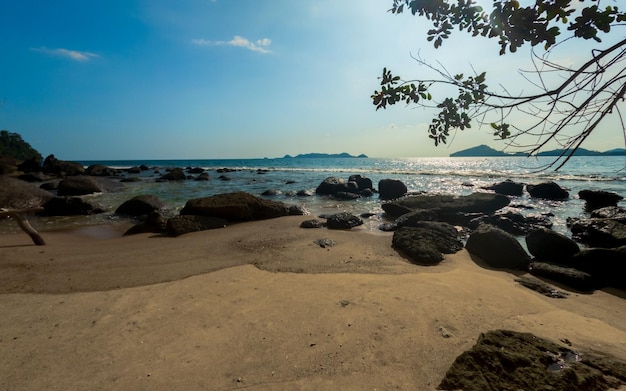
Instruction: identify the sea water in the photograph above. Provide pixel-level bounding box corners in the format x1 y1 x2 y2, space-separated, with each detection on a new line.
2 156 625 235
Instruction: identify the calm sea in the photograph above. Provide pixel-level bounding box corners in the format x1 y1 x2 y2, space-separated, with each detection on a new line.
2 156 625 235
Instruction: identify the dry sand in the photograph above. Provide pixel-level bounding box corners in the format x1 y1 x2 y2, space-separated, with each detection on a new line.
1 215 626 390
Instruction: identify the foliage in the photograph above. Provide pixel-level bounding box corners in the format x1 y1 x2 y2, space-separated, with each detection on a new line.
0 130 42 161
372 0 626 168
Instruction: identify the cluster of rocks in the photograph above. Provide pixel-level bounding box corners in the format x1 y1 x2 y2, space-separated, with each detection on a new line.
314 175 410 200
121 191 306 236
376 177 625 291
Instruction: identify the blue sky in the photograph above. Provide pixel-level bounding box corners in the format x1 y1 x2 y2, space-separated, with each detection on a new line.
1 1 623 160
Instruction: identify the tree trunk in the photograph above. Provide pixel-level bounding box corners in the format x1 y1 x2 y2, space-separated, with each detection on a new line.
0 208 46 245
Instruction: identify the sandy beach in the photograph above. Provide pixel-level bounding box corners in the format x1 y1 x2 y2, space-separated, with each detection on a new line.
1 215 626 390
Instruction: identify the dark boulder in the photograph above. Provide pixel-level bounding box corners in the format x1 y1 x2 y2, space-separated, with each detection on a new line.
180 191 297 221
57 176 104 196
17 156 42 173
124 211 168 235
261 189 282 196
287 205 308 216
166 215 228 236
194 173 210 181
528 262 596 292
325 212 363 230
378 179 407 200
526 181 569 200
300 219 324 229
315 177 348 195
41 197 105 216
115 195 165 216
42 154 85 176
85 164 117 177
569 218 626 248
470 211 552 235
570 246 626 289
382 193 510 219
334 191 361 200
18 172 48 182
158 168 187 181
0 176 54 209
465 224 531 270
579 189 623 211
484 179 524 196
439 329 626 391
590 206 626 221
127 166 142 174
525 227 580 262
296 189 313 197
348 174 373 192
392 222 462 265
186 167 205 174
392 209 439 229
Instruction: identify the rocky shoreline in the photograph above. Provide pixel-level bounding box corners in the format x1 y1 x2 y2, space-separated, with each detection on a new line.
2 154 626 390
2 154 625 293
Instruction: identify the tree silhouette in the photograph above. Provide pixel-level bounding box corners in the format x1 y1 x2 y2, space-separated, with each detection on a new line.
372 0 626 169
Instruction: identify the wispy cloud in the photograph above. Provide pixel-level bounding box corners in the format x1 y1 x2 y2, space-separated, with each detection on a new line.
192 35 272 54
31 47 100 62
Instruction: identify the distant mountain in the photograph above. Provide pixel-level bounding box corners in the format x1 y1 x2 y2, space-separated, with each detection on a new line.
536 148 602 156
602 148 626 156
283 152 368 158
450 144 625 157
449 145 509 157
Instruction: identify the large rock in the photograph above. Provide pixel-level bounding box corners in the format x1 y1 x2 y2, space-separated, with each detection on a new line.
465 224 531 270
470 211 552 235
42 154 85 176
0 176 53 209
180 191 299 221
166 215 228 236
382 193 510 218
525 227 580 262
85 164 117 177
325 212 363 230
392 222 462 265
378 179 407 200
17 156 42 173
348 174 373 191
483 179 524 196
439 329 626 391
570 246 626 289
590 206 626 221
526 181 569 200
579 189 623 211
124 211 168 235
569 218 626 248
528 262 596 292
57 176 104 196
315 177 348 195
158 168 187 181
41 197 105 216
115 195 165 216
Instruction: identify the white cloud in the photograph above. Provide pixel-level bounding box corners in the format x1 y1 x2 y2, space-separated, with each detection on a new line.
32 47 99 62
192 35 272 53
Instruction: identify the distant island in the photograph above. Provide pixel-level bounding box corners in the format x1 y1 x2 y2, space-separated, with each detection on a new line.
282 152 368 159
450 144 626 157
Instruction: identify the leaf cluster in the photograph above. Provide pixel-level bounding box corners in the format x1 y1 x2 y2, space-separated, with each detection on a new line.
0 130 42 161
390 0 625 54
